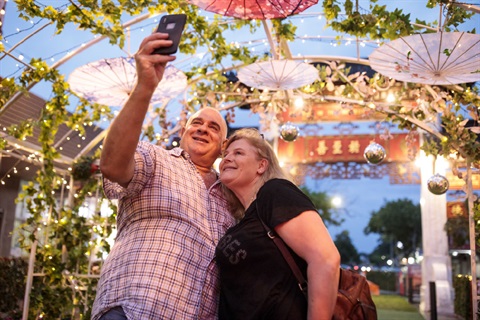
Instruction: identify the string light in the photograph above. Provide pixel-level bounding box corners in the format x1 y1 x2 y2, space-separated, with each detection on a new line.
0 136 77 187
3 17 159 68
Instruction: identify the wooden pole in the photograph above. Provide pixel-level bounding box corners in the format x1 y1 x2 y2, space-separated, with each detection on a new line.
22 239 37 320
467 160 478 320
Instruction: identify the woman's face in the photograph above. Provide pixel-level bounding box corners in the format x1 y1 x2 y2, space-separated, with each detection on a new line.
219 139 263 190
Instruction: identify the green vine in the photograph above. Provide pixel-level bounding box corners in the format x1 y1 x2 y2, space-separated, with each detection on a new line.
1 0 479 317
322 0 414 39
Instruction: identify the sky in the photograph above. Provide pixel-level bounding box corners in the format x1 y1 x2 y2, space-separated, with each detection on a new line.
1 1 479 255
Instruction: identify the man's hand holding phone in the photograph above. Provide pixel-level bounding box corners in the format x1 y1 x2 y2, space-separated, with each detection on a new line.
152 14 187 55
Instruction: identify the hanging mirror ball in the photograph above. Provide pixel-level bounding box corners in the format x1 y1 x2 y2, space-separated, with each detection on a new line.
363 142 386 165
427 173 449 195
279 122 300 142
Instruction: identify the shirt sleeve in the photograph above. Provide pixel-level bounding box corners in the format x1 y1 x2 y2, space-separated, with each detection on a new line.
256 179 317 229
103 141 155 200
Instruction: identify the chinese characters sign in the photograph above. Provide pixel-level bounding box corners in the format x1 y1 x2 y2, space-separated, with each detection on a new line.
277 134 416 164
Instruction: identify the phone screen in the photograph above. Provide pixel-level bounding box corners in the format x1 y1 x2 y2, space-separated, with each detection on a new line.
152 14 187 55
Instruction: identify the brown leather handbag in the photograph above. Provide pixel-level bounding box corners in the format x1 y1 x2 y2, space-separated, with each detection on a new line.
333 268 378 319
257 207 378 319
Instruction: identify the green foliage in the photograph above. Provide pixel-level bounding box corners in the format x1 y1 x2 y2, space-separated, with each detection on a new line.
334 230 360 265
322 0 475 38
29 278 73 319
364 198 422 258
368 242 392 266
475 201 480 249
453 274 473 319
367 270 397 292
14 163 113 318
72 156 99 181
3 0 479 317
322 0 414 39
420 135 441 158
426 0 476 32
300 186 344 226
271 19 297 41
0 258 28 319
0 77 20 107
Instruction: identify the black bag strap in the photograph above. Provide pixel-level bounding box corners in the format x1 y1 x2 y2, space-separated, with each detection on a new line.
255 201 308 298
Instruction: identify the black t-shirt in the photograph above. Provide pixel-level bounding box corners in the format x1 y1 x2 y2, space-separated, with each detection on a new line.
215 179 317 320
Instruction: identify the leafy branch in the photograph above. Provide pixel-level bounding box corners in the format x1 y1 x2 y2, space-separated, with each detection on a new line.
2 0 479 317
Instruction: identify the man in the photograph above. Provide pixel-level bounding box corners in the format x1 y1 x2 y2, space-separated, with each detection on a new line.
92 32 235 320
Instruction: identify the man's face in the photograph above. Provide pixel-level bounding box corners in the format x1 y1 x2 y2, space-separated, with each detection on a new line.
180 108 227 167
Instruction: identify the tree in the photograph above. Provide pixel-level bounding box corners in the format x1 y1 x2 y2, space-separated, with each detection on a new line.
301 186 344 227
2 1 479 317
364 198 422 261
368 242 394 267
334 230 361 266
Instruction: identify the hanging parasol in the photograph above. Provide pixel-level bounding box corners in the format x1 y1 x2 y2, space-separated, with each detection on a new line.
68 57 187 107
187 0 318 20
237 59 319 90
368 32 480 85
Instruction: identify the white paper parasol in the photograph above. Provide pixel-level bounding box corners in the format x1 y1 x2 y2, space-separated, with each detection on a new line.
237 60 319 90
369 32 480 85
68 57 187 107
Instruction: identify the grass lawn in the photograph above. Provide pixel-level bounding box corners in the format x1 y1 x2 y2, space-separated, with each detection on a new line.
373 294 424 320
377 309 424 320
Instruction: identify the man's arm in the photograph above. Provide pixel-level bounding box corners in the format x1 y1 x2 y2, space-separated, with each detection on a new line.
100 33 176 187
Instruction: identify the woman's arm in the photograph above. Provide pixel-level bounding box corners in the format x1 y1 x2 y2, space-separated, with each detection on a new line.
276 210 341 320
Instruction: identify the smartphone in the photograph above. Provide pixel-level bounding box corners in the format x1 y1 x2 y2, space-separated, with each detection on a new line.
152 14 187 55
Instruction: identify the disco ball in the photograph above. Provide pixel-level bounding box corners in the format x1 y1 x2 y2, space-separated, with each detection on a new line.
364 142 386 165
279 122 300 142
427 174 449 195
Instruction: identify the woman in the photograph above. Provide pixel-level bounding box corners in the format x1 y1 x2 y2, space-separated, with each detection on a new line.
216 128 341 320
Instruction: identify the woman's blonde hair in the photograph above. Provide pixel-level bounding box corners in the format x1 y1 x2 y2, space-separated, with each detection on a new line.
221 128 291 220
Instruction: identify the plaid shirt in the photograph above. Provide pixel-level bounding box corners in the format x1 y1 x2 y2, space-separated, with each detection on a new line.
92 141 235 320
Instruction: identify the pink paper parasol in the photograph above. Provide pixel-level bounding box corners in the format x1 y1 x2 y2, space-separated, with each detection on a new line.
188 0 318 20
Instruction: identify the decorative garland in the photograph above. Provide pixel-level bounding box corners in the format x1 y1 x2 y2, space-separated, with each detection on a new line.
0 0 478 317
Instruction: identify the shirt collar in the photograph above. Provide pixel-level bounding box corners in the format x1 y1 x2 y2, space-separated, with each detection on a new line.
169 147 188 159
170 147 221 186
